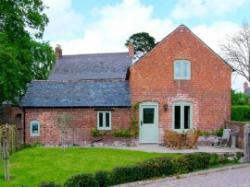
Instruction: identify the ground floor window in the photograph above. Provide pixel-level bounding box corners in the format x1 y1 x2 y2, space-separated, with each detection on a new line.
173 101 192 131
30 120 40 136
97 111 111 130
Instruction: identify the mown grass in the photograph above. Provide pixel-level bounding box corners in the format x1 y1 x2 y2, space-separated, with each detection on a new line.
0 147 176 187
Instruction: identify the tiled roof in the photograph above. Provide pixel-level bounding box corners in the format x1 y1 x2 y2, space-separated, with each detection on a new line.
48 52 131 81
21 80 131 107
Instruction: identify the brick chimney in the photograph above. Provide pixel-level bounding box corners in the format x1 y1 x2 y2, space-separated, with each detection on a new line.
128 42 134 58
55 44 62 59
244 82 249 93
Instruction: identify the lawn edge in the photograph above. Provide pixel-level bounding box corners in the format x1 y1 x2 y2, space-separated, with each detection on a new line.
114 163 250 187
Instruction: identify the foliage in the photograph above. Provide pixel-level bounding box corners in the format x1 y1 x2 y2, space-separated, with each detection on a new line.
125 32 156 57
164 129 199 149
0 147 170 186
198 128 224 137
91 128 103 138
231 90 249 105
64 174 98 187
0 0 55 104
231 105 250 121
38 182 61 187
63 152 235 186
112 129 133 138
95 171 111 187
221 23 250 82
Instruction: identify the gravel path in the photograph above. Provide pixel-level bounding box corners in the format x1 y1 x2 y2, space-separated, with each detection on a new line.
140 165 250 187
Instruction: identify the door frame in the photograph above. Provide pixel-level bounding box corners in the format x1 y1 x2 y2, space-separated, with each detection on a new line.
139 102 159 144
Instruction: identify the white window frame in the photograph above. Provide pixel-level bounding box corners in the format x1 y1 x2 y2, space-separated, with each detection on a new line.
30 120 40 137
172 101 193 132
174 60 191 80
97 111 112 130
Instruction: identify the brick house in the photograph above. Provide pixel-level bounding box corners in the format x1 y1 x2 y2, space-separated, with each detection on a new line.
20 25 233 145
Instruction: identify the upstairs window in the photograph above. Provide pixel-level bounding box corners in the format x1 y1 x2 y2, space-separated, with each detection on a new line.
30 120 40 136
174 60 191 80
97 111 111 130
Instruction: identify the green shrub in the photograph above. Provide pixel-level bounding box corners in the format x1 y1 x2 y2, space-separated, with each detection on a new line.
231 105 250 121
91 128 102 138
112 129 133 138
231 90 249 105
95 171 111 187
209 153 220 166
62 153 234 187
38 182 60 187
64 173 98 187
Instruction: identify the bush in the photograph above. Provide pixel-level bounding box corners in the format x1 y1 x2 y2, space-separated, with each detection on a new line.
91 128 103 138
164 129 199 149
231 90 249 105
95 171 111 187
64 173 98 187
62 153 234 187
112 129 133 138
231 105 250 122
38 182 60 187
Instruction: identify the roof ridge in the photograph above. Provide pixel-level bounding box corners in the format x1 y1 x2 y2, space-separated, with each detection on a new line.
32 79 128 83
61 51 129 57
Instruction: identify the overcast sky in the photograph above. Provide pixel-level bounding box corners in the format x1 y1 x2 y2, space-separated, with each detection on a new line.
42 0 250 91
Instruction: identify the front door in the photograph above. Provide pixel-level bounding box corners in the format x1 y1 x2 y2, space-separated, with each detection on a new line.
139 103 159 143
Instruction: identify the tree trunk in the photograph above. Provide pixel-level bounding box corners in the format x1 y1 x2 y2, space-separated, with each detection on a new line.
3 129 10 180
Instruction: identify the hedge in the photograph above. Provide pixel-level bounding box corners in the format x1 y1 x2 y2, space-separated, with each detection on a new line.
231 105 250 122
43 152 236 187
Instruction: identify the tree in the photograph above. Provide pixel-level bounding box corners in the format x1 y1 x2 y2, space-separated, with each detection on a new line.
231 90 249 105
125 32 156 58
0 0 55 104
0 124 16 180
221 23 250 82
57 114 72 151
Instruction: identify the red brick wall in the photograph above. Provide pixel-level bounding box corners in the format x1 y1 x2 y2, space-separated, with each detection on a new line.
24 108 131 145
129 25 232 142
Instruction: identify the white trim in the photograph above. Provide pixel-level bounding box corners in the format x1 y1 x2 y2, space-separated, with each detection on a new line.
174 60 191 80
172 101 193 132
30 120 40 137
97 111 112 130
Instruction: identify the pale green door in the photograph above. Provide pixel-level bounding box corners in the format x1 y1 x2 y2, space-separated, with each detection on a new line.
139 103 159 143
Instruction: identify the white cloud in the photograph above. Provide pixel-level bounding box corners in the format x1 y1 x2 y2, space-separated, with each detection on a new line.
43 0 84 40
50 0 174 54
171 0 247 20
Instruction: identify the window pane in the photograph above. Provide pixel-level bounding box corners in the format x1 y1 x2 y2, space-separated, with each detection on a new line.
174 106 181 129
184 106 190 129
99 113 103 127
143 108 154 124
175 62 181 78
105 112 110 127
32 124 38 134
183 62 190 78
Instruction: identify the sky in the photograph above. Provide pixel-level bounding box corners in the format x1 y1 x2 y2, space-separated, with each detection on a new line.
42 0 250 91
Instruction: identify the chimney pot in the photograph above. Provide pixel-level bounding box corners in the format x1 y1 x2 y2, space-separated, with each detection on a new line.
244 82 249 93
55 44 62 59
128 42 134 58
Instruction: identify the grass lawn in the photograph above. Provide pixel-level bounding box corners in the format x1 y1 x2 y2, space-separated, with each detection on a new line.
0 147 176 187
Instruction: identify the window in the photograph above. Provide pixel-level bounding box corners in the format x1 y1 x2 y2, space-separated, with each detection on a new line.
97 111 111 130
30 120 40 136
174 60 191 80
173 102 192 131
143 108 155 124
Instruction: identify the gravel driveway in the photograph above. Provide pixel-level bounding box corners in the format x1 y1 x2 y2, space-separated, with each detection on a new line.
139 165 250 187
